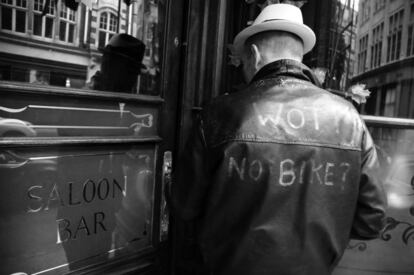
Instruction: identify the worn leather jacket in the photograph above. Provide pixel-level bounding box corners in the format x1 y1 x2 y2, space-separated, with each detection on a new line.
172 59 387 275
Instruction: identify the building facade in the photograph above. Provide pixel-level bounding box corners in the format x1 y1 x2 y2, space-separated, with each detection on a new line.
354 0 414 118
302 0 357 90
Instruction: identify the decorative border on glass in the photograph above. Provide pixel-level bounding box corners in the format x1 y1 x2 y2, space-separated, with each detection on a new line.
0 82 162 139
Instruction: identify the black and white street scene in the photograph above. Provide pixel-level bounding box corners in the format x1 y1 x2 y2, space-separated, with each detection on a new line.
0 0 413 274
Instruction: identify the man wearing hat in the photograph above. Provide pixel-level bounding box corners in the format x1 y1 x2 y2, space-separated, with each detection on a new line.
172 3 386 275
98 33 145 93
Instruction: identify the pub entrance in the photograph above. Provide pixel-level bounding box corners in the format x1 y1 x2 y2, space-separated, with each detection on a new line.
0 0 186 274
0 0 268 273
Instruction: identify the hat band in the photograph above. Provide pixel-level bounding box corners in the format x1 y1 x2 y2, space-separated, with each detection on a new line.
263 19 283 22
262 18 302 24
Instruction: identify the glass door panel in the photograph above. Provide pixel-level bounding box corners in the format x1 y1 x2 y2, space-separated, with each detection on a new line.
334 121 414 274
0 0 183 274
0 144 156 274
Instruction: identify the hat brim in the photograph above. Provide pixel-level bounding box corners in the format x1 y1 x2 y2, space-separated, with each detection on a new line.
233 20 316 56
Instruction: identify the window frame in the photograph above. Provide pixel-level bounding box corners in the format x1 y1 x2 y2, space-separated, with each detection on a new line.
58 0 77 44
408 24 414 57
0 0 27 34
386 9 404 63
370 22 384 69
358 34 369 73
97 10 118 49
32 0 55 39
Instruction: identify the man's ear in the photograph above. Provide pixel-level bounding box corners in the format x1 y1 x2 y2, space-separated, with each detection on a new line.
251 44 261 70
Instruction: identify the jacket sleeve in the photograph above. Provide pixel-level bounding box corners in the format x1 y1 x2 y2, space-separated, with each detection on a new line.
171 117 210 221
350 122 387 240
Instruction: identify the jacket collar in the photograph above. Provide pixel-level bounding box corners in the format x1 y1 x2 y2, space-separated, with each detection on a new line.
250 59 321 87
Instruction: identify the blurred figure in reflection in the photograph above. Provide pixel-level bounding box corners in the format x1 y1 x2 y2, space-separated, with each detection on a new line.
113 153 154 252
32 71 49 85
83 71 101 90
99 33 145 93
57 153 123 270
58 34 146 270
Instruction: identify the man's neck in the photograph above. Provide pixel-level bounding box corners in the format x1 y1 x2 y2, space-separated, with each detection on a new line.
250 59 321 86
256 56 302 75
256 55 302 76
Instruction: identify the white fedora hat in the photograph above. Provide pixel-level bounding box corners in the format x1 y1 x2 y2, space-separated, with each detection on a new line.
233 4 316 55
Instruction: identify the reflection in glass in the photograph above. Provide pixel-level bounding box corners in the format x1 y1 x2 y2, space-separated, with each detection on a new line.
355 0 414 120
371 127 414 211
96 33 146 93
334 126 414 275
0 91 158 138
0 146 155 274
0 0 162 95
129 0 162 95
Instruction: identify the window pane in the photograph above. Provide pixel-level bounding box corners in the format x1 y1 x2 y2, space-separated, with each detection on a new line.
34 0 42 11
69 10 75 21
99 12 107 29
11 67 28 82
68 24 74 43
396 31 401 59
109 13 117 32
391 34 396 60
33 14 42 36
15 10 26 33
1 6 12 30
407 26 413 56
45 17 53 38
16 0 26 8
49 0 55 14
338 125 414 274
60 3 67 18
59 21 66 41
0 0 164 95
98 31 106 49
0 144 155 272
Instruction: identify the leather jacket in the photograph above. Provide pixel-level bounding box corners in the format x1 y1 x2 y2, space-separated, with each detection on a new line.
172 59 387 275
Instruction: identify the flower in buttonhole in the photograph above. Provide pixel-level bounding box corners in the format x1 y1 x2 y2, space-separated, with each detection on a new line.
348 84 371 104
312 67 328 85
